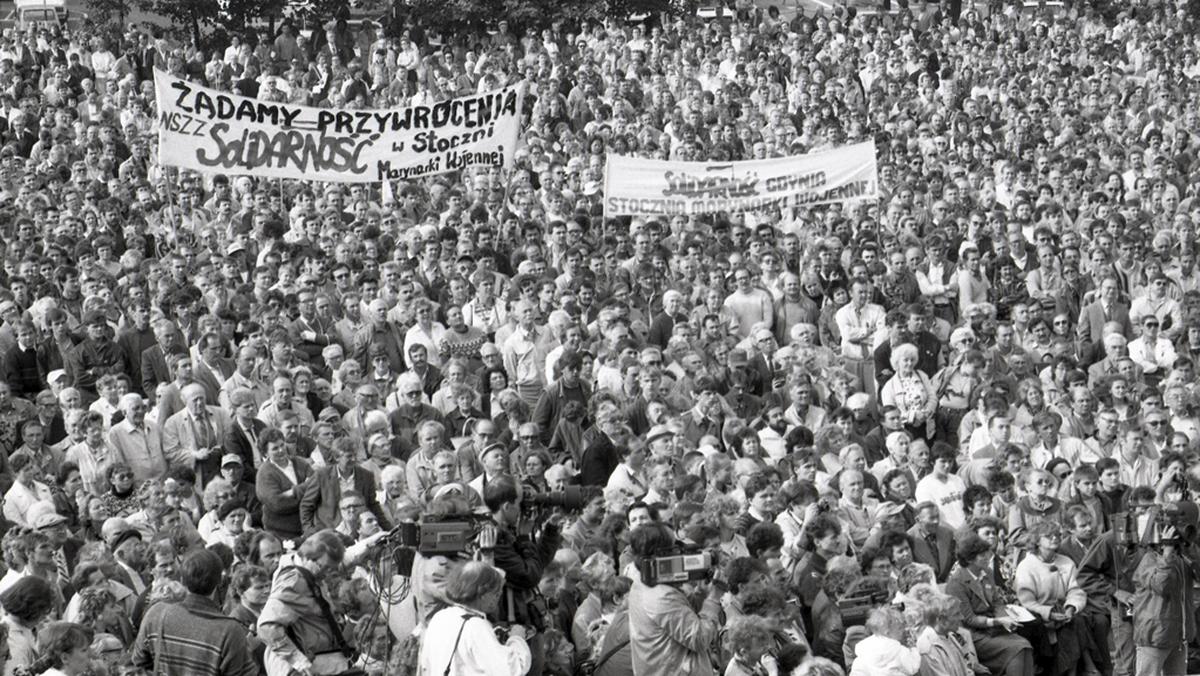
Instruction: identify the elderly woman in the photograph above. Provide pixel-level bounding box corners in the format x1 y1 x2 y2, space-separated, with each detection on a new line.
65 411 116 497
196 478 248 544
881 343 937 441
362 431 402 486
1011 377 1047 444
404 298 447 369
1014 520 1088 676
418 561 531 676
945 533 1035 676
915 593 982 676
98 463 141 518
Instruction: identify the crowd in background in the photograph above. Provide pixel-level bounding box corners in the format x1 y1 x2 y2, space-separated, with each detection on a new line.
0 0 1194 674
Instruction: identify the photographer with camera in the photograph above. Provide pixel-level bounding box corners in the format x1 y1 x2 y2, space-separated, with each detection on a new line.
419 560 532 676
258 530 352 676
480 475 561 676
627 521 723 676
1131 507 1200 676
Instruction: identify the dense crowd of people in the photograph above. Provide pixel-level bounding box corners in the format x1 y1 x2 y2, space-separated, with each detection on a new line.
0 0 1194 674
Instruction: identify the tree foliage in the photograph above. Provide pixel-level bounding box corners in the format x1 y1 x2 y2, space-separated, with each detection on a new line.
404 0 697 33
84 0 136 29
132 0 219 44
221 0 289 33
87 0 693 45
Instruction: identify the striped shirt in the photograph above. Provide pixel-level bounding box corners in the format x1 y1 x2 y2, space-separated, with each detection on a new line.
131 592 256 676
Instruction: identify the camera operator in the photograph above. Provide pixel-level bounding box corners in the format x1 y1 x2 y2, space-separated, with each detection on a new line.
419 560 532 676
372 495 478 671
480 475 562 676
1132 515 1200 676
627 522 723 676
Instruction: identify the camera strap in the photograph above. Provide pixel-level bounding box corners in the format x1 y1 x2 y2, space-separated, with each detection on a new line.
284 565 355 659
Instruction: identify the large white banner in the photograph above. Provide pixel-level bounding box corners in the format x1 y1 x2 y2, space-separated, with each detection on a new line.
154 69 524 183
604 142 878 215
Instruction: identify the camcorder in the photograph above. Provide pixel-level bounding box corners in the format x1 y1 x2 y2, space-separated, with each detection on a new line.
1113 501 1199 548
384 514 490 575
638 545 716 586
836 576 893 628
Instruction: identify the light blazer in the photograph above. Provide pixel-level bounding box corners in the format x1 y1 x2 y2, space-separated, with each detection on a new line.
162 406 232 488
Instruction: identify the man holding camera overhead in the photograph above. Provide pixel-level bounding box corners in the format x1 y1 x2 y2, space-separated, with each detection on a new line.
1131 512 1200 676
627 522 724 676
480 475 562 676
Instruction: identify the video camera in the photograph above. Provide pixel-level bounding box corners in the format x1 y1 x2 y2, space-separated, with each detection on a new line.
836 576 893 628
1114 502 1200 548
392 518 483 556
383 514 490 575
638 545 715 586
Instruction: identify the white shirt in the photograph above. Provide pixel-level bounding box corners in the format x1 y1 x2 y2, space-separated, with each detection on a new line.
605 463 647 498
914 473 967 530
834 302 886 359
419 606 530 676
850 634 922 676
3 481 52 527
1127 335 1177 374
272 459 298 485
0 568 27 595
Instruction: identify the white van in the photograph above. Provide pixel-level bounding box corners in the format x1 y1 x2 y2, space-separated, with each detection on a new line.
4 0 86 30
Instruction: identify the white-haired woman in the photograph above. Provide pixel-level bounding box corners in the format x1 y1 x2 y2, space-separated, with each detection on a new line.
916 593 982 676
419 561 531 676
881 343 937 441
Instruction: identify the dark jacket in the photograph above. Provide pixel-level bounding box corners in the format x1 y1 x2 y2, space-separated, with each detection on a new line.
233 481 262 528
2 344 43 400
1132 547 1199 648
298 465 388 535
70 338 127 393
117 325 157 396
532 380 591 444
908 523 957 583
945 565 1006 632
224 419 268 482
255 458 314 540
140 344 173 398
580 434 620 487
491 520 560 629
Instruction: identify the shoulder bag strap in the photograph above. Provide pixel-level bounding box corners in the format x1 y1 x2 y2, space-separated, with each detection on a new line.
443 613 474 676
590 635 631 674
286 565 353 657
